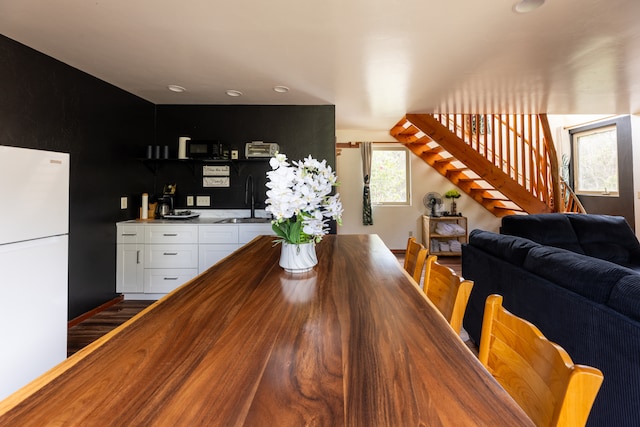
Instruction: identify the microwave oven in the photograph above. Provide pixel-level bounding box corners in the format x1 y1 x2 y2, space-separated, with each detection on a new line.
186 140 223 159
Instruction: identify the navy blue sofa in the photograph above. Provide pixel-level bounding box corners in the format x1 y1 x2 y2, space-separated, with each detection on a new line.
462 214 640 427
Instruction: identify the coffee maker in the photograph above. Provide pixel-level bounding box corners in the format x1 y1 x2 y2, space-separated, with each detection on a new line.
155 184 176 218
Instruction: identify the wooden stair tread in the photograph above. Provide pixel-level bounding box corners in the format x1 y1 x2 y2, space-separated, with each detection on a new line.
394 113 559 217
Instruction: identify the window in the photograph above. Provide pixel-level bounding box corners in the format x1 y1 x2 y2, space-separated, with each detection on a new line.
572 125 619 196
370 147 411 205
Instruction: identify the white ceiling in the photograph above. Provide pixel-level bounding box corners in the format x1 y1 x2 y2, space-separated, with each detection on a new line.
1 0 639 131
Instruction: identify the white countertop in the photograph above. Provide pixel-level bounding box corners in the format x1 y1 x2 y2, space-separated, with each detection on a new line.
118 209 273 225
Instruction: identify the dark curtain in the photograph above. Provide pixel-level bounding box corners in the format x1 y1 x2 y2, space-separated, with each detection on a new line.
361 141 373 225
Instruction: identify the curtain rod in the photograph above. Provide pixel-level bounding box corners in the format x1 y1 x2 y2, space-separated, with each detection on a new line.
335 141 402 148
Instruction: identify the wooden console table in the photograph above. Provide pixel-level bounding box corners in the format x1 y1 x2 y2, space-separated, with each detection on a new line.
0 235 532 426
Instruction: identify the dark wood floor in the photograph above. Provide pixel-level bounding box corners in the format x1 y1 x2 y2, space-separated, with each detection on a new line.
67 256 474 357
67 300 154 356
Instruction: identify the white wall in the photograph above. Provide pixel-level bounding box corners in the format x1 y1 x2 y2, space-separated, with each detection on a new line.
336 130 500 250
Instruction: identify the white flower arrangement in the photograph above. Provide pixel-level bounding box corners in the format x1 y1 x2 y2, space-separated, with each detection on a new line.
265 153 343 244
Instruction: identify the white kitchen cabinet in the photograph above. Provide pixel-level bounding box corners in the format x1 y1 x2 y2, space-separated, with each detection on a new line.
198 225 239 273
143 268 199 294
144 244 198 269
145 225 198 244
199 225 238 244
198 224 274 273
116 221 275 298
116 224 144 293
239 224 274 244
199 244 239 273
144 226 199 297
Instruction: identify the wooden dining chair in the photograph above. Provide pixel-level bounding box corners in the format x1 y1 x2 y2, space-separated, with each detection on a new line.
403 237 428 284
423 255 473 334
478 294 604 427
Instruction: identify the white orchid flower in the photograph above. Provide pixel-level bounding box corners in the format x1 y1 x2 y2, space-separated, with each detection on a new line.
265 152 343 244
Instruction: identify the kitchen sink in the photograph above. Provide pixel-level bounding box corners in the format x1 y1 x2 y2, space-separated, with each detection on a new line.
215 217 272 224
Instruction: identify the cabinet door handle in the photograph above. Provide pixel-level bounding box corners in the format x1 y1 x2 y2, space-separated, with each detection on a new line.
163 233 178 236
163 252 178 256
136 250 140 264
163 277 179 280
122 233 137 236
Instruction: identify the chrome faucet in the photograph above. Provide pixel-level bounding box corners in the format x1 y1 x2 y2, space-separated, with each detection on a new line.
245 175 255 218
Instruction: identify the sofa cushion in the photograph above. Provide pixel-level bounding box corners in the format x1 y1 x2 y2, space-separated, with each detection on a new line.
567 214 640 264
501 214 585 254
522 245 634 303
468 229 539 266
608 275 640 322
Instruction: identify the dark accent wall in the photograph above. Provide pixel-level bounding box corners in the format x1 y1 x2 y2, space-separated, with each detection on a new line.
1 35 336 319
0 35 156 319
153 105 335 211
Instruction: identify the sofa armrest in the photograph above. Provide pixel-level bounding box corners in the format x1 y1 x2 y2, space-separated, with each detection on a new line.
468 229 538 266
568 214 640 264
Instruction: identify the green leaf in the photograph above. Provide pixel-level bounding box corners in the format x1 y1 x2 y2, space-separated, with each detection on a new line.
289 220 302 243
272 223 288 240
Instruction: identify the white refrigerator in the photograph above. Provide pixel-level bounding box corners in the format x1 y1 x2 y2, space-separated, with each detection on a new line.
0 145 69 401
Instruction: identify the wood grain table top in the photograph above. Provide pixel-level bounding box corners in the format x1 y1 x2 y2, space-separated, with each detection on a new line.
0 234 534 426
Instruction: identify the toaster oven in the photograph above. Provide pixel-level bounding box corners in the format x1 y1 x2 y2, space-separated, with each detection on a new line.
245 141 279 158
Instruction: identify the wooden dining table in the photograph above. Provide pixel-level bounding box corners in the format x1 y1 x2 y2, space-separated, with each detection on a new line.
0 234 534 426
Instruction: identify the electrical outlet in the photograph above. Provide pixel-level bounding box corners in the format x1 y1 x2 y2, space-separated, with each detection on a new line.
120 196 127 209
196 196 211 206
186 196 194 206
409 231 413 237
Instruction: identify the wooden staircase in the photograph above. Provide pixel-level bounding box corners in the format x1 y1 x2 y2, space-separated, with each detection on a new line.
390 113 579 217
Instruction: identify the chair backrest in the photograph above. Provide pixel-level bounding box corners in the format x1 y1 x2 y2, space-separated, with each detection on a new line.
478 294 604 427
423 255 473 334
404 237 428 284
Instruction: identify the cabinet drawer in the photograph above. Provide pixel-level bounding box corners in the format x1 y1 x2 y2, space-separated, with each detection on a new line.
146 225 198 244
145 244 198 268
199 225 239 244
117 224 144 244
238 224 275 244
143 269 197 294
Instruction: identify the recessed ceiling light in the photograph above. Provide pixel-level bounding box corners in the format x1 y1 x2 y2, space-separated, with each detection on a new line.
273 86 290 93
226 89 243 97
513 0 545 13
167 85 186 93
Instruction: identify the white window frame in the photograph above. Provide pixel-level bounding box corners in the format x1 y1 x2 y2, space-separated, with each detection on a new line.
370 146 411 206
572 124 619 197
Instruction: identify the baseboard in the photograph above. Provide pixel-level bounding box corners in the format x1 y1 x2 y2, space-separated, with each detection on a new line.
68 295 124 328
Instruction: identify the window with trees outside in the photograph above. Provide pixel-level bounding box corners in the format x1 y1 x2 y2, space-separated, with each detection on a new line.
370 147 411 205
572 125 619 196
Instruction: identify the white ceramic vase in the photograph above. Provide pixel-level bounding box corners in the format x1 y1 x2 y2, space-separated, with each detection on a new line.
279 242 317 273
